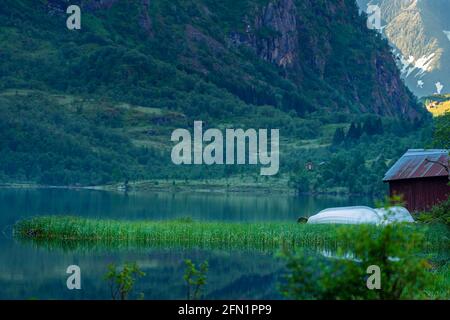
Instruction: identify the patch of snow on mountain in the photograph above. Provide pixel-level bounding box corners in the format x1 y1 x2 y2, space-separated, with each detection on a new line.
444 30 450 42
398 53 435 78
435 82 444 94
414 53 436 77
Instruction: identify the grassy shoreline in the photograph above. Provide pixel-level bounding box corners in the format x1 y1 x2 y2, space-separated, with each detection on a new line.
0 180 378 196
0 180 294 194
14 216 448 252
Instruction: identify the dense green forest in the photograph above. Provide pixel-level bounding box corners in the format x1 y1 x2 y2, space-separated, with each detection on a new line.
0 89 434 194
0 0 438 194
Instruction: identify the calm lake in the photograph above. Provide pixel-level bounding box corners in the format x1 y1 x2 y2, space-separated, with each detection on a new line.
0 188 373 300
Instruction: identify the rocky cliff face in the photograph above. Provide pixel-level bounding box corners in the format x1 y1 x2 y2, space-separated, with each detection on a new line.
252 0 298 68
228 0 420 119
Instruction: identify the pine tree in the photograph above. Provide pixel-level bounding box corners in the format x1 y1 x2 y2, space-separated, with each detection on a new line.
375 118 383 134
356 122 363 139
363 118 373 135
332 127 345 145
346 122 361 140
346 123 355 140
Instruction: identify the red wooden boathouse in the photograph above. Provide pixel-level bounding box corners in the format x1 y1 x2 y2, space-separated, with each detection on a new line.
383 149 449 212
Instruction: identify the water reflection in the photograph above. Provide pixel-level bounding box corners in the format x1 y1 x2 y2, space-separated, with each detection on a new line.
0 188 374 224
0 241 285 300
0 188 373 300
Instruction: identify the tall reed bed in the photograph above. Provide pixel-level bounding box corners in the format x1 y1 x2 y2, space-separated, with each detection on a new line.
14 216 447 251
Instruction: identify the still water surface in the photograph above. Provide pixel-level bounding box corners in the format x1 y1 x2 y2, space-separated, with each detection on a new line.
0 188 373 299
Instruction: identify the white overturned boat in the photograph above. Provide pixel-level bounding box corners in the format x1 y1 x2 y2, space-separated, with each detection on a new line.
374 206 415 224
307 206 414 225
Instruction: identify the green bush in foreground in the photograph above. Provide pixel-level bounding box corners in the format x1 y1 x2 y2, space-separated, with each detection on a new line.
280 222 435 300
417 197 450 227
184 259 209 300
105 262 145 300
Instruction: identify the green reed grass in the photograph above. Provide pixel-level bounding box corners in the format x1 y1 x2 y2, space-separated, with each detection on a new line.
14 216 448 252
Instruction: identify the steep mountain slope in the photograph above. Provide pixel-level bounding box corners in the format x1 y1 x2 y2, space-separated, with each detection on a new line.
0 0 429 186
357 0 450 97
0 0 422 119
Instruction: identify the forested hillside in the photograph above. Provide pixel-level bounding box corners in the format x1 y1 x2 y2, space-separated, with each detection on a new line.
0 0 432 193
1 0 423 118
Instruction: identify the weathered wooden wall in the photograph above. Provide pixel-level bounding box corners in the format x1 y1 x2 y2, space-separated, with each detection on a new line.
389 176 450 212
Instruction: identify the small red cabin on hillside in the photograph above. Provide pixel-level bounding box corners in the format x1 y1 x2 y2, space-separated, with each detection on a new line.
383 149 449 212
